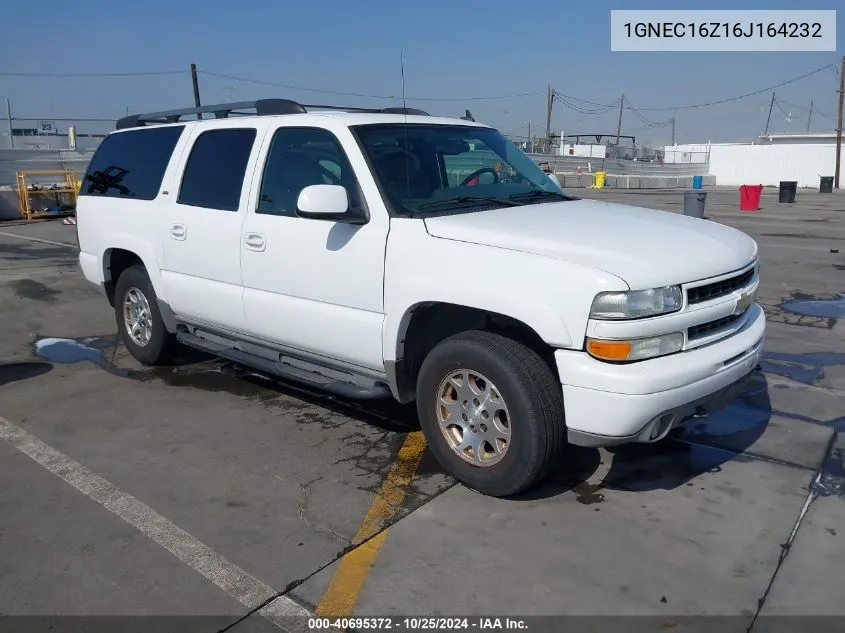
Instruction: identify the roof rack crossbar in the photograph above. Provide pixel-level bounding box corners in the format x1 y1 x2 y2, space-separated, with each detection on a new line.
115 99 436 130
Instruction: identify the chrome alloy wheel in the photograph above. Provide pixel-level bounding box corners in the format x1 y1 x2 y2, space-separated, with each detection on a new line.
123 287 153 347
436 369 511 466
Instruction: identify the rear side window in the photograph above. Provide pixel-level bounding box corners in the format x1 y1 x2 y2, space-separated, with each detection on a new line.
80 125 184 200
178 128 257 211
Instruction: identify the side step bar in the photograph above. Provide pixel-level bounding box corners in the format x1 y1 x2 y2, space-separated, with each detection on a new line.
176 329 391 400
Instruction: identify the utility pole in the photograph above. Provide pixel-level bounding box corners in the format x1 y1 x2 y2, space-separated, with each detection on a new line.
763 92 775 136
5 99 13 149
527 121 531 153
545 85 554 153
807 100 814 133
671 117 676 146
190 63 203 120
615 94 624 155
835 55 845 189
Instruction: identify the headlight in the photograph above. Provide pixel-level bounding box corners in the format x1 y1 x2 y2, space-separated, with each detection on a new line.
590 286 683 320
587 332 684 362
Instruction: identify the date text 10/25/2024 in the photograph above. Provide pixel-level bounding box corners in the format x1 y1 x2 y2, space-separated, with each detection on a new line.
308 617 528 630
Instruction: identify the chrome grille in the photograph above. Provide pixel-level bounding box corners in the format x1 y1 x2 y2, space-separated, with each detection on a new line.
688 311 746 340
687 268 754 305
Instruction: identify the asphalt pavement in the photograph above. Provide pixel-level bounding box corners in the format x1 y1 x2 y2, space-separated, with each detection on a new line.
0 186 843 632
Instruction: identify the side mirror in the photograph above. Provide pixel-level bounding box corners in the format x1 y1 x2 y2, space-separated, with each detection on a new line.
547 173 563 190
296 184 365 224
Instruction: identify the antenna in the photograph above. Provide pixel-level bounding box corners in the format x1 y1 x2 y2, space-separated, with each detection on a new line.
400 52 410 197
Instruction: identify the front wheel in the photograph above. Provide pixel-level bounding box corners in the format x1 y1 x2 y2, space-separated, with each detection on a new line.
415 331 566 497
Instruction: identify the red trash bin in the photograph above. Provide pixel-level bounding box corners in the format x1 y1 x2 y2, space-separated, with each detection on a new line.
739 184 763 211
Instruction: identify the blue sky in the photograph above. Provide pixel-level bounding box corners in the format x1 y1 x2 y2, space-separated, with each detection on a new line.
1 0 842 145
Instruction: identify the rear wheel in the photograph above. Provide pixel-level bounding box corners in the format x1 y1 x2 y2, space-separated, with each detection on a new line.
416 330 566 497
114 264 178 365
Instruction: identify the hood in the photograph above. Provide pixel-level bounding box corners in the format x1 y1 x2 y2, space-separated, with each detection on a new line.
423 199 757 289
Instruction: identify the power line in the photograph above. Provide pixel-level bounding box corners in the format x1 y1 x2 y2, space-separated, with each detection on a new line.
775 97 808 112
774 99 793 118
199 70 544 101
553 92 619 108
0 70 186 77
552 64 838 112
641 64 838 110
623 96 673 127
813 107 835 121
553 92 620 115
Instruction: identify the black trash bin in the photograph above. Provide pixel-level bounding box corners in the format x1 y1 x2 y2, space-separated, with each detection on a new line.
820 176 834 194
683 190 707 218
778 181 797 203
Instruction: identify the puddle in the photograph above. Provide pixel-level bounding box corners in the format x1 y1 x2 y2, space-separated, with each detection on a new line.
759 350 845 385
777 294 845 320
34 336 125 377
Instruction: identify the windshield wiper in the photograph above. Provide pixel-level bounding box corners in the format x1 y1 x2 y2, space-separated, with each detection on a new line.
417 195 522 211
508 190 580 202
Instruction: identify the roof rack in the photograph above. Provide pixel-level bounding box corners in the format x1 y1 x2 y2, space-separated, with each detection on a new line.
115 99 433 129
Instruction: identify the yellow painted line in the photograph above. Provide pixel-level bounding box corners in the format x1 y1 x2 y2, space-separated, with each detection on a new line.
315 430 427 617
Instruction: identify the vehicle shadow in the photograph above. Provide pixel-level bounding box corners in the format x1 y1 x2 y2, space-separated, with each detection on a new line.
513 371 772 500
130 341 773 496
137 357 421 434
0 361 54 387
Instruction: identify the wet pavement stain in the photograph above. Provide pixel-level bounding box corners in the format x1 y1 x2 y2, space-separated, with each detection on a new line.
759 350 845 385
814 435 845 498
778 293 845 321
572 482 606 505
602 441 754 493
32 334 420 435
11 279 61 303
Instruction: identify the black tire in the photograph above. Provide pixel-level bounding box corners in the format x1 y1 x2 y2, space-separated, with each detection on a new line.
416 330 566 497
114 264 178 365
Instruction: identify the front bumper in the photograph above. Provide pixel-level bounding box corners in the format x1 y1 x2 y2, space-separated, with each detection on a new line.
557 302 766 447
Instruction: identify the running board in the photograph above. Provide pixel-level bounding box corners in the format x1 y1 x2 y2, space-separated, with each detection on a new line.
176 329 391 400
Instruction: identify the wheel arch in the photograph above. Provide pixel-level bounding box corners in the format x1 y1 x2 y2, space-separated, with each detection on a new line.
101 240 166 307
385 301 566 403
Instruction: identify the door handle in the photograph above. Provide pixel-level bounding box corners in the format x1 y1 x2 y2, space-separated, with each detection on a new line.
169 223 187 240
243 232 266 252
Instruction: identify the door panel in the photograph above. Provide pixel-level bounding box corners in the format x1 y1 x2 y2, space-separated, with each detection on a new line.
240 125 388 371
160 124 264 330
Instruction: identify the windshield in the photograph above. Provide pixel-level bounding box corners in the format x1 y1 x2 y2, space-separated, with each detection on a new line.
353 124 570 215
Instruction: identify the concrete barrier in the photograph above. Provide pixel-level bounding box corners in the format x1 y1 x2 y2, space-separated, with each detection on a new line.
0 189 21 220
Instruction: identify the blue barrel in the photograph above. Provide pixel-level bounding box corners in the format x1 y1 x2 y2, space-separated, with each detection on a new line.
692 175 703 189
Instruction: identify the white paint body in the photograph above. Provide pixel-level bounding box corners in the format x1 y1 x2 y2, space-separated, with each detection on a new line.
77 112 765 444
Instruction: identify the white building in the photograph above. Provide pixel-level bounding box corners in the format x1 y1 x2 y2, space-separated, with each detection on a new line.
559 143 606 158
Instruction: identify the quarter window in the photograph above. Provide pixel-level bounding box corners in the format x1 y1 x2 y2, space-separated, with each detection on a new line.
80 125 184 200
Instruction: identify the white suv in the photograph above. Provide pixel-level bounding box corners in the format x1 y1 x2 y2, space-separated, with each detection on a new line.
76 99 765 497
